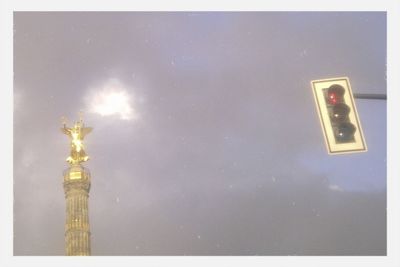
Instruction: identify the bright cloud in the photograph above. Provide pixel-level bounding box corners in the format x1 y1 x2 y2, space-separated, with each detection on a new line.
86 79 138 120
329 184 344 192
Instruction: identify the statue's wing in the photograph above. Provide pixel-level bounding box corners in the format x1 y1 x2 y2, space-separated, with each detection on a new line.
81 127 93 137
61 127 71 135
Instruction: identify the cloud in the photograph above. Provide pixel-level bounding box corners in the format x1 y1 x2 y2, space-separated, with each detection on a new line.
85 79 138 121
329 184 344 192
14 89 22 111
20 147 35 168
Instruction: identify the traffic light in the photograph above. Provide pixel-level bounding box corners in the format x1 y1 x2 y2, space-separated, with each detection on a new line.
311 77 367 154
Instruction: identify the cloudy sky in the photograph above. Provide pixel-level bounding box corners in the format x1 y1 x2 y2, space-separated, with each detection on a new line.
13 12 386 256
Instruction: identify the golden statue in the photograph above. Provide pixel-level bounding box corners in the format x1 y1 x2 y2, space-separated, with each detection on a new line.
61 113 93 165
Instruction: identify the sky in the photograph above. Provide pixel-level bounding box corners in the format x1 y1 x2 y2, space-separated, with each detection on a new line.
13 12 386 256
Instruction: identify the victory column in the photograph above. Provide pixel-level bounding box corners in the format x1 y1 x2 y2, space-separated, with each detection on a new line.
61 113 93 256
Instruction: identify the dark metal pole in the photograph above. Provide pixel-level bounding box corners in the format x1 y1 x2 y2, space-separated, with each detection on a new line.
353 93 387 100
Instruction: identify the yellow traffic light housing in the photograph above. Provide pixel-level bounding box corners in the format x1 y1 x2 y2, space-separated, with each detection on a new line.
311 77 367 154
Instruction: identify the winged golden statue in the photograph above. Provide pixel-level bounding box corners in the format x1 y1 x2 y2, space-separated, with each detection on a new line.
61 113 93 165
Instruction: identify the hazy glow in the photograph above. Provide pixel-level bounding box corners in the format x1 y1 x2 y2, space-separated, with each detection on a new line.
329 184 344 192
86 79 137 120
